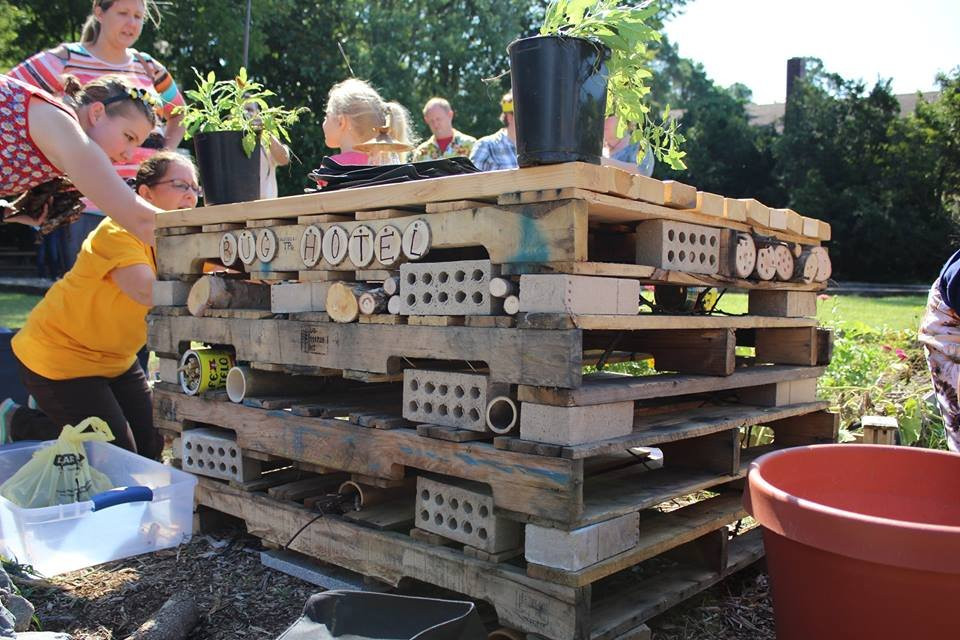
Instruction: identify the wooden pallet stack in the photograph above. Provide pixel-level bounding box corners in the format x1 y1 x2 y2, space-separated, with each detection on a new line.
149 162 838 640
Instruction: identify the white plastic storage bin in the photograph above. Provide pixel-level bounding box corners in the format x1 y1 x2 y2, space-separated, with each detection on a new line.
0 440 197 576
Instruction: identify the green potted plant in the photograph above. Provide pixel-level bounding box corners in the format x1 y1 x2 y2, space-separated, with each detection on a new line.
508 0 685 170
176 67 308 205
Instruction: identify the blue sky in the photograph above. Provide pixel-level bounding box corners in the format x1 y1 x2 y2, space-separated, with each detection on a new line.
663 0 960 104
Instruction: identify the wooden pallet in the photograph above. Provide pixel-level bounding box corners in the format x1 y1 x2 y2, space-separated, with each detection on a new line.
147 311 829 387
156 162 827 237
154 164 829 290
155 386 836 526
193 473 763 640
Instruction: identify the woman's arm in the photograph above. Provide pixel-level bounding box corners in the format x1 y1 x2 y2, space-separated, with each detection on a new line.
269 135 291 167
163 112 186 149
110 263 155 306
28 100 160 246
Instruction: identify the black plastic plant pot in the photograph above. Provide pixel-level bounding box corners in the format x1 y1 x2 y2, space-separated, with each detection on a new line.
507 34 609 167
193 130 261 205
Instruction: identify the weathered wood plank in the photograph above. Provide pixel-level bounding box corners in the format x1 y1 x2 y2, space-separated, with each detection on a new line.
147 314 583 387
517 313 817 331
194 477 584 640
558 403 829 460
588 529 763 639
155 389 584 521
158 162 616 228
157 200 588 277
518 364 826 406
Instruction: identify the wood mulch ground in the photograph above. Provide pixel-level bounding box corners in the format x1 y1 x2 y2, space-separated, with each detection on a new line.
14 519 776 640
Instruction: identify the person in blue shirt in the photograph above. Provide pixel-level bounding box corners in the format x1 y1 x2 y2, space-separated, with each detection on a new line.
919 248 960 451
469 92 518 172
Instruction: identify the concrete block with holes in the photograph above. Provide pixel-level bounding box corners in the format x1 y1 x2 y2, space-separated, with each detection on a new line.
520 401 635 446
635 219 721 275
271 281 333 313
525 512 640 571
181 427 261 482
416 476 521 553
403 370 508 431
399 259 499 315
518 274 640 315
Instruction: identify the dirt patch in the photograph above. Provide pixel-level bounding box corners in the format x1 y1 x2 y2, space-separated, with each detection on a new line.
16 521 776 640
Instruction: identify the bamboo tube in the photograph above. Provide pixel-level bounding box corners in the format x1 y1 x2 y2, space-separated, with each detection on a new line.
187 275 270 317
358 288 390 315
225 366 321 403
337 479 415 511
485 396 519 435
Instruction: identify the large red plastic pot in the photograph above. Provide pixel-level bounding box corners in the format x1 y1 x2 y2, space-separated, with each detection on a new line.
745 444 960 640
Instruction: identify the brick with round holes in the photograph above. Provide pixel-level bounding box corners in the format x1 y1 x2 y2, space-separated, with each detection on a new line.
181 427 261 482
403 369 507 431
416 476 521 553
635 219 721 275
399 259 499 315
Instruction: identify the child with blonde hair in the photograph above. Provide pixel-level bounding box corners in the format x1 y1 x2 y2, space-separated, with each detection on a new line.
321 78 415 164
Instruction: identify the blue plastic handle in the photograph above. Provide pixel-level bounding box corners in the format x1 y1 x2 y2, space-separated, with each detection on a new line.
90 486 154 511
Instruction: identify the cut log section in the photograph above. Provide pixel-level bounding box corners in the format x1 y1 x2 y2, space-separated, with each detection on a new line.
719 231 756 279
359 288 390 315
503 295 520 315
327 282 380 323
811 246 832 282
773 244 794 281
387 295 401 315
489 277 518 298
187 276 271 317
753 244 777 281
383 276 400 296
795 249 819 284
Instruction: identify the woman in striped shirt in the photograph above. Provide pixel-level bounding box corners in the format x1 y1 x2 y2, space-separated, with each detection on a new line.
8 0 185 268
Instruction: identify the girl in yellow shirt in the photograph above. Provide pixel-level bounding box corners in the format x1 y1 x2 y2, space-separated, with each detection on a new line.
0 151 199 458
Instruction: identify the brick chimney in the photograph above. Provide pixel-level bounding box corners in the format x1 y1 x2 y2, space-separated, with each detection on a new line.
786 57 807 101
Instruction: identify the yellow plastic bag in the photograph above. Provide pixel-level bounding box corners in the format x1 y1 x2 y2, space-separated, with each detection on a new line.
0 418 115 508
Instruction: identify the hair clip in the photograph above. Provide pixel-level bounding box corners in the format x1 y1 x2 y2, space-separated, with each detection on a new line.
103 86 159 109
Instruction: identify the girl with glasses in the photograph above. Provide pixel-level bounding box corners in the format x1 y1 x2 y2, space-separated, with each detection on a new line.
0 151 199 459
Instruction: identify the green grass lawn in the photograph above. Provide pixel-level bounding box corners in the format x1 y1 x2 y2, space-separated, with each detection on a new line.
0 292 41 329
714 292 927 332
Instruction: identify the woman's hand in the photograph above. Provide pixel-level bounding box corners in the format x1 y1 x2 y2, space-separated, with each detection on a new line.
1 196 50 227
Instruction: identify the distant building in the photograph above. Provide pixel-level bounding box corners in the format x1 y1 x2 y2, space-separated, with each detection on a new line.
747 57 940 129
747 91 941 128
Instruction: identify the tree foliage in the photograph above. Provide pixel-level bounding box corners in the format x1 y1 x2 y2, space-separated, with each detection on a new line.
776 61 960 281
1 1 957 281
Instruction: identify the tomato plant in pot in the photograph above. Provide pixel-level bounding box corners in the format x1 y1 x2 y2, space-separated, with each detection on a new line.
508 0 685 169
176 68 308 205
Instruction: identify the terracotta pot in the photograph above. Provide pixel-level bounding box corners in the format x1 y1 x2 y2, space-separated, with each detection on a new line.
745 444 960 639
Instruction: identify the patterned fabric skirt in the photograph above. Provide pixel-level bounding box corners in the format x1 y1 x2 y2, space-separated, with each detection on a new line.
918 279 960 452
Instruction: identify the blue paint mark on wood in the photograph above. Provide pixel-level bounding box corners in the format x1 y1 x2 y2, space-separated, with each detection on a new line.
511 213 551 263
